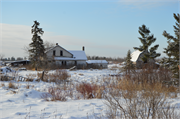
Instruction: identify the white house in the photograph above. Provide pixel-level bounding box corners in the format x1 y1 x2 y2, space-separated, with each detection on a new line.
131 50 155 68
86 60 108 68
46 43 87 66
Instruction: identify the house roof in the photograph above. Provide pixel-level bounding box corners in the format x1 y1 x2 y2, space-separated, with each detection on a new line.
54 51 87 61
131 50 143 62
86 60 108 64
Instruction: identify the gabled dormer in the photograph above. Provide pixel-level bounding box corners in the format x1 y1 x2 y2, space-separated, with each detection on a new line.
46 43 73 59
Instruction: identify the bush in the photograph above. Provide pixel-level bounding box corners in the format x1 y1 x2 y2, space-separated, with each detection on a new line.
123 64 172 85
8 81 17 89
0 83 5 87
0 76 9 81
76 82 103 99
49 70 70 84
41 87 67 101
104 78 179 118
25 73 37 82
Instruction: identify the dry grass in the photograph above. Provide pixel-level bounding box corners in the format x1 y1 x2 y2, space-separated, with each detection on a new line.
103 65 179 119
76 82 104 99
0 76 9 81
8 81 17 89
26 73 37 82
123 65 172 84
111 66 119 69
104 79 179 119
41 87 67 101
78 73 84 76
48 70 70 84
26 83 30 89
0 83 5 87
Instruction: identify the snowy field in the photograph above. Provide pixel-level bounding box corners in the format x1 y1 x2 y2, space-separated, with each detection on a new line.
1 63 180 119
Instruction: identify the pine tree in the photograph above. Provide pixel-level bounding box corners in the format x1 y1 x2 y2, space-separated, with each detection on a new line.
161 13 180 79
133 24 161 63
123 50 135 73
29 21 45 70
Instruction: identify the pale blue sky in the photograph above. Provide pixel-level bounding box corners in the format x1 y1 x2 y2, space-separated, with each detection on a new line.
0 0 179 58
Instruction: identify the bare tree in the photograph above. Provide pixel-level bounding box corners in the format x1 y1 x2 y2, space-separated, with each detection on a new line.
44 40 54 50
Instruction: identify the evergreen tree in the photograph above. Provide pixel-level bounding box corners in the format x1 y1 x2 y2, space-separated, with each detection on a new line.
123 50 135 73
134 24 161 62
161 13 180 79
29 21 45 70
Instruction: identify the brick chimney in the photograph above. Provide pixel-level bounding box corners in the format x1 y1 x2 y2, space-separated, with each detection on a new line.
56 43 58 45
82 46 85 51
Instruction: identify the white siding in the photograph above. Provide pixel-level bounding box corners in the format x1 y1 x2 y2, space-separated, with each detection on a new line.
46 46 73 60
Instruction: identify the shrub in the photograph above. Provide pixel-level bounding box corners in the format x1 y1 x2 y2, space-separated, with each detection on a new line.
122 64 172 85
41 87 67 101
0 83 5 87
26 83 30 89
8 81 17 89
25 73 36 82
104 78 179 119
0 76 9 81
76 82 103 99
49 70 70 84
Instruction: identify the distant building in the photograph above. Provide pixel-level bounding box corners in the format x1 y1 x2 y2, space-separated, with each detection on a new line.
46 43 87 66
4 60 30 67
131 50 155 68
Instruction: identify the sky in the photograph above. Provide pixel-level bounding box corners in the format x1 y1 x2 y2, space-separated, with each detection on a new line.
0 0 179 59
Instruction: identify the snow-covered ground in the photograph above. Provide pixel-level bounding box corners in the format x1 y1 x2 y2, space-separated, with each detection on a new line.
0 84 106 119
0 64 180 119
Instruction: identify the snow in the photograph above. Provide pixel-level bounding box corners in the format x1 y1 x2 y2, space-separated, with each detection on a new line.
1 64 180 118
86 60 108 64
54 51 87 61
131 50 142 62
0 69 112 119
69 51 87 60
0 66 15 74
0 61 3 66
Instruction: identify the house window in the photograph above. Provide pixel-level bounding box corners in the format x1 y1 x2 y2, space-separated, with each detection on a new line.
60 50 63 56
53 50 56 56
